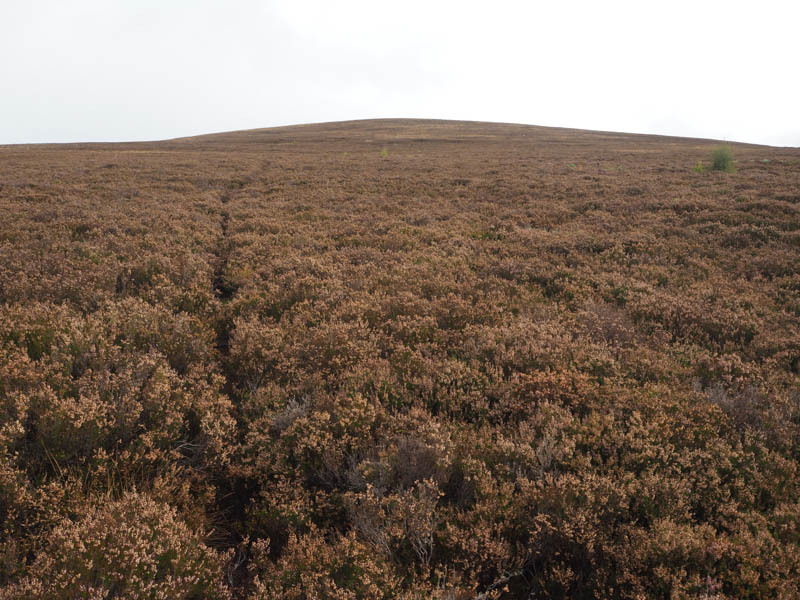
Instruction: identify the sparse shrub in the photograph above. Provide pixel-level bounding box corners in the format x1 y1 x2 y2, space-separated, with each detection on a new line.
711 145 735 172
345 478 443 569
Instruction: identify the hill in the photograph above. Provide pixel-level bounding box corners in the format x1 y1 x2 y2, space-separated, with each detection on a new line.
1 119 799 598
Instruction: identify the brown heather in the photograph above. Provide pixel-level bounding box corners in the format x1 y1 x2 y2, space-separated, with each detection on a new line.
0 119 799 598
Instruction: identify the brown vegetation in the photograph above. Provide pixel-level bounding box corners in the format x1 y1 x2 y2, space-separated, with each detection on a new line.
1 119 799 598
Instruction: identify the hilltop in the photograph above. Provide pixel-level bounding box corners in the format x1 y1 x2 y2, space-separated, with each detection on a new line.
1 119 799 598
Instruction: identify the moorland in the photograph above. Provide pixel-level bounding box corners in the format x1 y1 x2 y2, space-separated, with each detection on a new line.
1 119 799 598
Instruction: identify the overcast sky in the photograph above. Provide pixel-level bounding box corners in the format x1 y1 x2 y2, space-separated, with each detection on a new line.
2 0 798 146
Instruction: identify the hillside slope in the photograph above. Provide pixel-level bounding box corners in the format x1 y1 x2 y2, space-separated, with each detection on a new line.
1 119 799 598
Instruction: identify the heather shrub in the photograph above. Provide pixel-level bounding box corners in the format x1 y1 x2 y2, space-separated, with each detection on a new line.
1 492 230 600
8 352 234 485
248 530 400 599
0 459 32 584
226 316 287 394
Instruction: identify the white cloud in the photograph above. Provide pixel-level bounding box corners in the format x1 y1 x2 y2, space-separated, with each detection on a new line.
1 0 797 145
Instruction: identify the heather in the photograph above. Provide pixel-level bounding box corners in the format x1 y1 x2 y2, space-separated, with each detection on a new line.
1 119 799 598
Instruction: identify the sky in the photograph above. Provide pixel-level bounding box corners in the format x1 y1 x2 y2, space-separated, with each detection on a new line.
2 0 798 146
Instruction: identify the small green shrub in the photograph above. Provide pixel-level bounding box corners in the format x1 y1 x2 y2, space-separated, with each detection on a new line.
692 161 705 174
711 146 735 172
